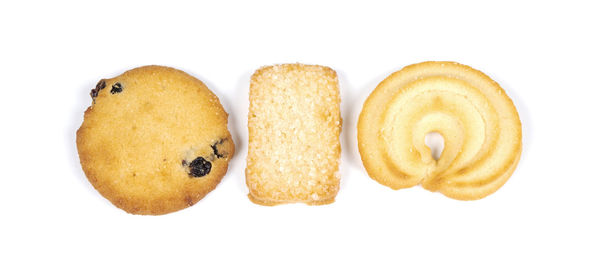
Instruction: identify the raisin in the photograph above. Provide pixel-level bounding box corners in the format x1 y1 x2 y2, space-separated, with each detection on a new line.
90 79 106 99
211 139 226 159
188 157 211 177
110 82 123 94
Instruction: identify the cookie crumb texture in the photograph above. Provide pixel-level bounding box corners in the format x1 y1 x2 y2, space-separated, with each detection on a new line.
246 64 341 205
77 66 234 215
357 61 522 200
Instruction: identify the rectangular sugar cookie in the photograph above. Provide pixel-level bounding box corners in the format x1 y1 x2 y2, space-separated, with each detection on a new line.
246 64 341 205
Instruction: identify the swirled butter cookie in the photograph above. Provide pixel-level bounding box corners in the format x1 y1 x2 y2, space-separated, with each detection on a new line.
77 66 234 215
358 61 521 200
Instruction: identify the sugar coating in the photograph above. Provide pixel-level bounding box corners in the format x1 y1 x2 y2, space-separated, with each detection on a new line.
246 64 341 205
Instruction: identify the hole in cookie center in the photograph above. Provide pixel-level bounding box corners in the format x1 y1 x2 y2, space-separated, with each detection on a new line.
425 132 444 161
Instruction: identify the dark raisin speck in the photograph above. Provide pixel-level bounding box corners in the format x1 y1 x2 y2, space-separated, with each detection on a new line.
211 139 226 159
188 157 211 177
110 82 123 94
90 79 106 99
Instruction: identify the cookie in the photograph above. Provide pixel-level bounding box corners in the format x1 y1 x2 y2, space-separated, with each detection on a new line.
246 64 341 205
357 61 521 200
77 65 234 215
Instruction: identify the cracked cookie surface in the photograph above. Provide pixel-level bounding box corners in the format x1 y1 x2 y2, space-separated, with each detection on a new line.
77 65 234 215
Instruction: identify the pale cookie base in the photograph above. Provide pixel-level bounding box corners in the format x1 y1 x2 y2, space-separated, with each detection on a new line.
358 61 521 200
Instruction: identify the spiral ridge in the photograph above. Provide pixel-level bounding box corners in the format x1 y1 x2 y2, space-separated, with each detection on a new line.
358 62 522 200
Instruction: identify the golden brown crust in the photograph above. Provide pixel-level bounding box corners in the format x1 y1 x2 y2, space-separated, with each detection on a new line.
247 193 336 206
357 61 522 200
246 64 341 205
77 65 234 215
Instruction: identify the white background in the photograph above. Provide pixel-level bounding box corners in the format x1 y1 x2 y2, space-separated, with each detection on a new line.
1 0 599 273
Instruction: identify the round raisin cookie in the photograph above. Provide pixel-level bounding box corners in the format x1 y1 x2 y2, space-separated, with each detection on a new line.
77 66 234 215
